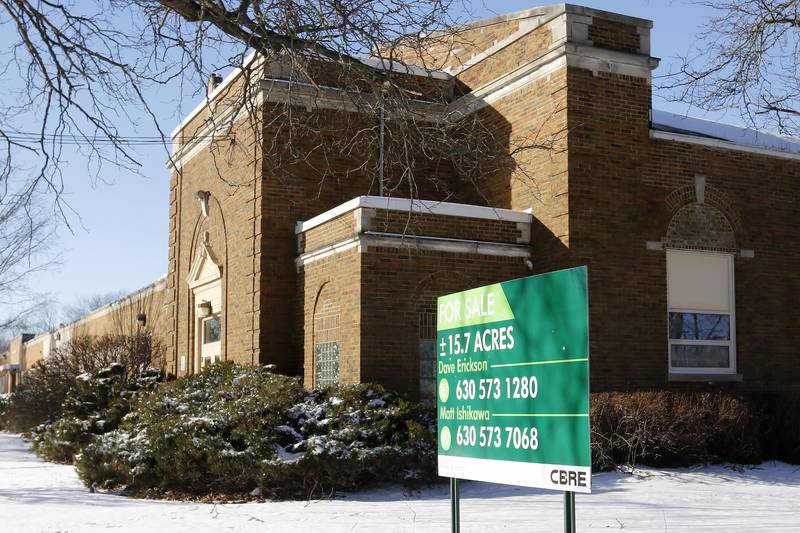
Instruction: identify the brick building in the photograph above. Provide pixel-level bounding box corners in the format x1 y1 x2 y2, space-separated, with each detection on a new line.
6 4 798 397
0 278 167 393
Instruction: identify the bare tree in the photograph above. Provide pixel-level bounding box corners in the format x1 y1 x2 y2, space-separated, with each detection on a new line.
0 0 559 324
0 193 57 335
137 0 555 199
1 1 556 217
662 0 800 135
62 291 127 324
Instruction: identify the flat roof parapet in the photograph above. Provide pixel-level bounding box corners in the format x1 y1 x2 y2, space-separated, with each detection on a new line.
296 196 532 235
296 196 532 265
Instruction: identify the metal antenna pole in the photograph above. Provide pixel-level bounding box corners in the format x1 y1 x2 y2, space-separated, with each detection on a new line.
378 93 385 197
564 491 576 533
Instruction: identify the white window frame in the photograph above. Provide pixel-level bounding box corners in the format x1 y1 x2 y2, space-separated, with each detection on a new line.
199 314 222 369
667 250 737 375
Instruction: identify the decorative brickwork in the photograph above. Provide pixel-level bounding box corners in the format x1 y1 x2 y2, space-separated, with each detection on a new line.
664 184 744 238
664 204 737 252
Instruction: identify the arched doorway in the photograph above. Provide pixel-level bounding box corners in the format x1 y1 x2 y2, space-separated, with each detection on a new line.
187 234 223 371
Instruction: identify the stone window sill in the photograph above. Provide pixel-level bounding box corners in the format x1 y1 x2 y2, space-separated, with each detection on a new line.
668 372 743 383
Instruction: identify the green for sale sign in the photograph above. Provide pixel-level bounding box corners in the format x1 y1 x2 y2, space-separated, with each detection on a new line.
436 266 591 493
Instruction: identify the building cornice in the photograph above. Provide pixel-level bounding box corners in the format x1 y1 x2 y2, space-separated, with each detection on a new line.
650 130 800 162
295 195 532 234
295 232 531 267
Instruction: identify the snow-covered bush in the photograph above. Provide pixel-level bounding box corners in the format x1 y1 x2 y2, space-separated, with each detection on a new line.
76 362 437 499
0 392 11 430
30 364 165 463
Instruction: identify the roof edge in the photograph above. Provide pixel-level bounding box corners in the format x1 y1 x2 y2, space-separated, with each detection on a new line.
296 196 532 234
456 4 653 32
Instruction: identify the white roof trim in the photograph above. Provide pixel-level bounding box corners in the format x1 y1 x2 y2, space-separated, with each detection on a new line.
295 196 532 234
650 130 800 162
171 50 258 139
652 109 800 156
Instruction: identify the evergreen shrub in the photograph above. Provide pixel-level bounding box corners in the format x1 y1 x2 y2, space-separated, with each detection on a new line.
75 362 437 499
0 393 11 430
30 364 164 463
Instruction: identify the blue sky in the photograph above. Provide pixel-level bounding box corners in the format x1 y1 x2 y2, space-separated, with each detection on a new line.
13 1 733 321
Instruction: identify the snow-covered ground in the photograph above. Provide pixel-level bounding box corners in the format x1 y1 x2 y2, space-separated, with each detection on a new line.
2 432 799 532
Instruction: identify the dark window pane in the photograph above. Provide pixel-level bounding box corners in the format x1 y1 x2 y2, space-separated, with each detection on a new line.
668 313 730 340
419 339 436 401
670 344 730 369
203 316 221 344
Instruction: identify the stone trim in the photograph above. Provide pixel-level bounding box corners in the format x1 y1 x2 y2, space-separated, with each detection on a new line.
668 372 743 383
295 236 361 267
295 232 531 268
170 50 449 140
295 196 532 234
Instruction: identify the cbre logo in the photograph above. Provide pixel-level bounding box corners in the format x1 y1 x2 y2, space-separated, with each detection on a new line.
551 469 588 488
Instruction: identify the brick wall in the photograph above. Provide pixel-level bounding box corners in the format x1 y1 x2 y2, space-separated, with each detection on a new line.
366 208 526 242
456 25 553 89
566 66 656 391
587 18 641 53
360 248 528 397
167 105 263 375
563 18 800 393
394 18 522 73
299 211 358 254
297 200 531 397
298 248 361 387
643 140 800 392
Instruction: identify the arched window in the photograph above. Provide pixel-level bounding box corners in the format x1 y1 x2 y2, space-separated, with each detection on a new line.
418 306 437 402
313 287 340 388
664 203 737 375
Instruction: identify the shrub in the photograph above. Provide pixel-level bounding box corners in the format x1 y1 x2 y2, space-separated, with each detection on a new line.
3 332 163 431
30 364 165 463
0 393 11 430
591 391 764 470
76 362 437 499
751 393 800 465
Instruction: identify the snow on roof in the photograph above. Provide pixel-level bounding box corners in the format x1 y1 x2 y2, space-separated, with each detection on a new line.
652 109 800 156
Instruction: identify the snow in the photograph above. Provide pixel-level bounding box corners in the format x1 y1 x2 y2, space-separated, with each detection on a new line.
2 432 799 532
652 109 800 154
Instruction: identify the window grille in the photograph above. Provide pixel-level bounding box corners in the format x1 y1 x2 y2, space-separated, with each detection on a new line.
419 311 437 401
315 341 340 388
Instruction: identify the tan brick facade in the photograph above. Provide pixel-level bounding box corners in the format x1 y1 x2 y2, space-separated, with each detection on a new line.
1 279 168 392
150 4 800 396
296 199 531 398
